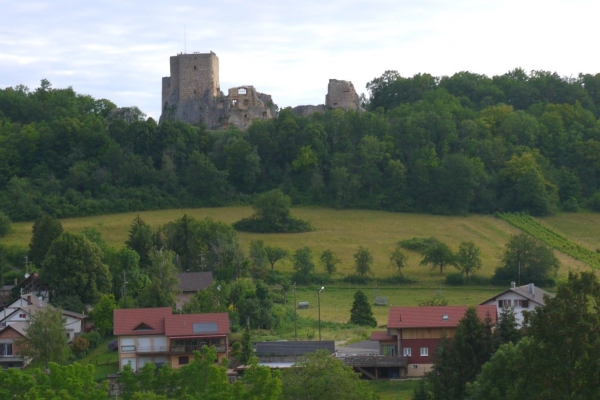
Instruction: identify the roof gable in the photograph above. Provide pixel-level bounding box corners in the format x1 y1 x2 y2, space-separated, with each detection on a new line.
387 305 497 329
114 307 172 336
479 284 554 306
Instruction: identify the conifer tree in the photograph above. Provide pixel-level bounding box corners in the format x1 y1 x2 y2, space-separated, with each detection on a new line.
350 290 377 327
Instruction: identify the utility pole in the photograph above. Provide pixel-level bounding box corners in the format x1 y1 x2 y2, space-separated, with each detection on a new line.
318 286 324 341
293 282 297 341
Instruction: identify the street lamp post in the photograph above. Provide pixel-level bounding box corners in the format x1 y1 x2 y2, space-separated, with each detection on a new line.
318 286 324 341
293 283 297 341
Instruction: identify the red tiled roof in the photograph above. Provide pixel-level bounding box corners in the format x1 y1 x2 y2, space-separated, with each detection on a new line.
165 313 230 337
387 306 497 329
113 307 172 335
370 331 395 341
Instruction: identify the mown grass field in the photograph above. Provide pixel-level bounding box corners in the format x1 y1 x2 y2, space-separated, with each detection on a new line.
3 207 595 285
368 379 420 400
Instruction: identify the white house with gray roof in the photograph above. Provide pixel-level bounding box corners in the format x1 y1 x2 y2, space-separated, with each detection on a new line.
480 282 554 326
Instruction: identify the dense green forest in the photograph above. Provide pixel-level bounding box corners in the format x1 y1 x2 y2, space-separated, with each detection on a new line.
2 69 600 221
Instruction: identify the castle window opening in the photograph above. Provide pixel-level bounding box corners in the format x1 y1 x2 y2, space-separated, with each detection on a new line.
194 66 197 70
238 88 247 95
243 99 249 106
232 99 238 106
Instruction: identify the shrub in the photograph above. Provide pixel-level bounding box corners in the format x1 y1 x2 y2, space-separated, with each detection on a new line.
80 331 101 349
398 237 440 254
71 337 90 356
445 273 465 286
589 192 600 212
342 274 372 285
377 276 416 285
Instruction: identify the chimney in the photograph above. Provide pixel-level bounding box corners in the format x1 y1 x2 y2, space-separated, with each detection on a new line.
528 283 534 295
510 281 516 289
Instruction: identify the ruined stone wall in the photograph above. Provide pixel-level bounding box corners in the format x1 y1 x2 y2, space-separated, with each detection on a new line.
160 52 276 130
325 79 360 110
226 86 276 130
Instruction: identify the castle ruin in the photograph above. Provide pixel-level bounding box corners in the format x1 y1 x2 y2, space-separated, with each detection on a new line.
160 51 361 128
160 52 275 130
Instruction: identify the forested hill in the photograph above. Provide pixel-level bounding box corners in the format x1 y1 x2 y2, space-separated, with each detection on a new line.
1 70 600 222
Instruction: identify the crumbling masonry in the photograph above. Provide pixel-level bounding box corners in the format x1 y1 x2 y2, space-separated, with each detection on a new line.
160 52 361 129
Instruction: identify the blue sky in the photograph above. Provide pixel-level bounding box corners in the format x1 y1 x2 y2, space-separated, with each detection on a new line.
1 0 598 119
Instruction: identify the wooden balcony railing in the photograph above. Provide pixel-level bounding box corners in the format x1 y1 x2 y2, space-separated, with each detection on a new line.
342 355 408 367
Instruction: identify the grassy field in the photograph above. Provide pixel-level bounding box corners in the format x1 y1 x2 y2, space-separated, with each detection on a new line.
78 336 119 381
369 379 420 400
2 207 595 284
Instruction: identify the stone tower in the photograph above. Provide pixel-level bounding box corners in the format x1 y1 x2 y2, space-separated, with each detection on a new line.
325 79 360 110
160 51 225 127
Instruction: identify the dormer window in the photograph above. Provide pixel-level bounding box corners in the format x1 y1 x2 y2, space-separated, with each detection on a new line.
442 315 449 321
133 322 154 331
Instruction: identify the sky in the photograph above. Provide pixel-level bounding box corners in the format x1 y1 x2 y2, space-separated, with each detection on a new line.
1 0 599 120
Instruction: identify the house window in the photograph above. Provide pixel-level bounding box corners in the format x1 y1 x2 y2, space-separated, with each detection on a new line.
498 300 512 308
19 313 26 318
420 347 429 356
515 300 529 308
403 347 412 356
412 365 418 369
0 343 13 356
179 356 189 365
381 345 395 356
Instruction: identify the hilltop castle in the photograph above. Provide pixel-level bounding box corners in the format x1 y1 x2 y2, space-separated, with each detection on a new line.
159 51 361 129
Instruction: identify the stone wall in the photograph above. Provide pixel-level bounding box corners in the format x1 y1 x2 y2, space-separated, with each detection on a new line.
160 52 276 130
325 79 360 110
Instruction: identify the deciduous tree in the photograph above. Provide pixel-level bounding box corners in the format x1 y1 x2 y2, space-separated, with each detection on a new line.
389 244 408 276
455 241 482 279
320 249 341 275
29 213 63 267
19 307 68 367
353 246 373 277
420 242 455 274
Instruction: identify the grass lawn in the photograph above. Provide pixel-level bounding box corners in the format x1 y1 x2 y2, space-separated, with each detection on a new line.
2 207 595 285
78 336 119 381
369 379 420 400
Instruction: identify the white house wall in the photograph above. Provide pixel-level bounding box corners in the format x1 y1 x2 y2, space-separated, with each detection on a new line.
482 292 537 326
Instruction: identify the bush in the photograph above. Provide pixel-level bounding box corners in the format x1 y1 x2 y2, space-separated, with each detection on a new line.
233 216 313 233
445 273 465 286
398 237 440 254
80 331 101 349
377 276 416 285
0 212 11 238
71 337 90 356
293 272 334 285
342 274 372 285
467 275 491 286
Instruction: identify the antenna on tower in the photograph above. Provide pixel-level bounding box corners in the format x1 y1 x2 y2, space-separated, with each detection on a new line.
184 26 187 54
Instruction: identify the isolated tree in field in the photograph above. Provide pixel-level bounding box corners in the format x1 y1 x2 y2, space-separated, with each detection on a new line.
293 246 315 282
91 294 117 336
125 215 154 270
455 241 482 279
0 211 11 238
420 242 455 274
350 290 377 327
492 233 560 286
320 249 341 275
19 307 68 367
29 213 63 267
137 250 180 308
265 245 289 271
280 350 378 400
389 244 408 276
40 232 110 304
353 246 373 277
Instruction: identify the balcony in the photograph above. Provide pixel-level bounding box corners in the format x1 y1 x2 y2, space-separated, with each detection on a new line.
342 355 408 367
136 346 169 354
170 345 226 354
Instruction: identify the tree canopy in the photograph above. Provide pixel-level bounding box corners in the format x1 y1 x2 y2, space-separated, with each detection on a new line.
349 290 377 327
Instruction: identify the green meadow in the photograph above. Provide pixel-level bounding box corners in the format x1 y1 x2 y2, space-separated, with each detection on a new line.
3 206 594 284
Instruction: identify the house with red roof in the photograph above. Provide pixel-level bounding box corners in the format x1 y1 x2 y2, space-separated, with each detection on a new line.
114 308 229 371
370 305 496 377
